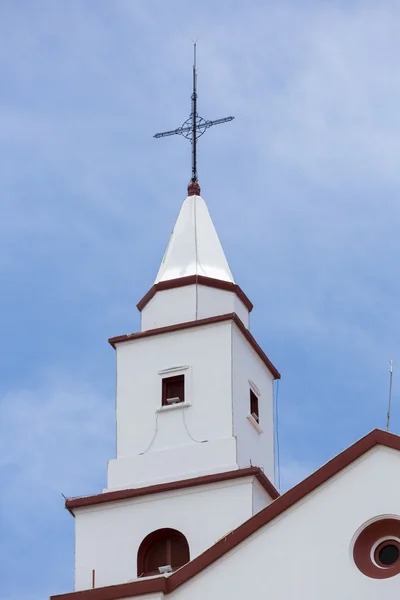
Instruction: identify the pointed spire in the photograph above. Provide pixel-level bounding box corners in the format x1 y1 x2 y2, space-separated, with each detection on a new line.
154 193 234 284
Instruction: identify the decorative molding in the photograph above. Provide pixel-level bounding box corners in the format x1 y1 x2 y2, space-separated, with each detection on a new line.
108 312 281 380
109 313 234 347
248 379 261 397
247 414 263 434
158 365 190 375
159 365 192 408
65 466 278 515
156 402 192 413
136 275 253 312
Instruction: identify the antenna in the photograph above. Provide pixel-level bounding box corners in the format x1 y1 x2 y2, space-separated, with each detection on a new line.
386 360 393 431
154 42 234 195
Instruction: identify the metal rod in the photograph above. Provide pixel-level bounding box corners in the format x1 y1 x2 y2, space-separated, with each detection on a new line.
192 42 197 181
154 116 234 139
386 360 393 431
153 43 234 188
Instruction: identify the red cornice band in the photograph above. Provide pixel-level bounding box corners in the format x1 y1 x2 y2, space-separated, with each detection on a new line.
136 275 253 312
66 467 279 515
108 312 281 380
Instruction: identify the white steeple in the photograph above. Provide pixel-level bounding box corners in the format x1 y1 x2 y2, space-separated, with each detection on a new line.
138 189 252 331
155 194 235 284
63 185 280 593
55 46 281 598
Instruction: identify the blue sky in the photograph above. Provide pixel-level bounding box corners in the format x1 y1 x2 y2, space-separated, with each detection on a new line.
1 1 400 598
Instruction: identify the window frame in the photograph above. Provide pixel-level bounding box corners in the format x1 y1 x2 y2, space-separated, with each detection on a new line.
158 365 191 411
162 374 185 406
137 528 190 577
250 388 259 423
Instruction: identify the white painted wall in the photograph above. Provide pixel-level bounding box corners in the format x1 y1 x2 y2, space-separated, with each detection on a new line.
197 286 249 328
110 321 235 489
167 446 400 600
252 478 273 515
109 318 276 490
107 438 238 490
140 285 249 331
232 324 275 484
140 286 197 331
74 477 257 591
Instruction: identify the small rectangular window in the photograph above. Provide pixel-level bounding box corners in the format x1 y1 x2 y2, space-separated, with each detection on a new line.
162 375 185 406
250 389 259 423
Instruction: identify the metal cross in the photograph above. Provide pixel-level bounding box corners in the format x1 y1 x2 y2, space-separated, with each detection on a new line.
154 43 234 191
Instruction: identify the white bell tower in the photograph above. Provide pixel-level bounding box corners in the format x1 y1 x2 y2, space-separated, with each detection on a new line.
61 185 281 594
107 189 279 491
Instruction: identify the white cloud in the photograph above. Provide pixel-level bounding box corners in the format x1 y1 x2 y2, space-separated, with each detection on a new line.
2 2 400 598
0 371 114 538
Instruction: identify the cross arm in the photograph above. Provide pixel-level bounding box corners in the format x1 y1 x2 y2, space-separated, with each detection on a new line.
154 125 192 138
154 115 234 139
206 116 234 127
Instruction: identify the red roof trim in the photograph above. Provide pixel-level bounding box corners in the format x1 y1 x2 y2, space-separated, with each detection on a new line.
51 577 169 600
231 315 280 379
108 312 281 379
66 467 279 515
136 275 253 312
108 313 234 347
51 429 400 600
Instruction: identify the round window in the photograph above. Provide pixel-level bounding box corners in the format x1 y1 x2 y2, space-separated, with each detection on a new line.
353 518 400 579
374 541 400 568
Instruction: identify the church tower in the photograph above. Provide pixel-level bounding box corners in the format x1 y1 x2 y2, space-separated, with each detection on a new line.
64 183 280 592
106 186 280 492
50 44 400 600
55 47 280 596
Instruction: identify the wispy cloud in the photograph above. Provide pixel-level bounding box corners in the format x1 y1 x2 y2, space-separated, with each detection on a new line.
0 372 113 599
1 1 400 598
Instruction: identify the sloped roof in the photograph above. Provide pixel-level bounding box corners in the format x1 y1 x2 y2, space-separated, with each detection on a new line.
65 466 279 515
154 194 234 284
108 312 280 379
51 429 400 600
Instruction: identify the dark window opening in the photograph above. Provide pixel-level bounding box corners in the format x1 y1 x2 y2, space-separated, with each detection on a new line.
375 542 400 567
250 389 259 423
137 528 190 577
162 375 185 406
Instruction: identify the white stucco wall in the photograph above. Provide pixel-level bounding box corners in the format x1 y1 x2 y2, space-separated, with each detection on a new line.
168 446 400 600
107 438 238 490
110 321 236 488
140 285 249 331
109 318 276 490
140 286 197 331
252 478 273 514
232 324 275 483
74 477 257 591
196 286 249 328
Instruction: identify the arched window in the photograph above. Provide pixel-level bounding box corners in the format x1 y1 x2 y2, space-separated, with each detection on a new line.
137 528 190 577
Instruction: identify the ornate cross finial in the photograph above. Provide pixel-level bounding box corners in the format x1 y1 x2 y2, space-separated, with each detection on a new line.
154 43 234 196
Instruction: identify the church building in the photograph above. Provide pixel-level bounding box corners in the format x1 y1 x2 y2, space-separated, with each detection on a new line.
50 50 400 600
50 180 400 600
